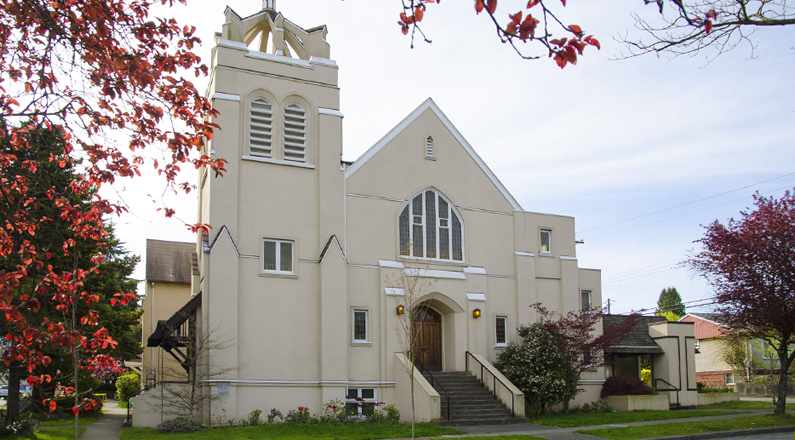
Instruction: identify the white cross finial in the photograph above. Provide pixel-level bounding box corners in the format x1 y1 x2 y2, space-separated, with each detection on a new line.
263 0 275 10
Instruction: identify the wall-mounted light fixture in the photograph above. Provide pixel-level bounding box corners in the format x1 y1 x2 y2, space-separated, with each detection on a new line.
396 305 405 315
473 308 481 319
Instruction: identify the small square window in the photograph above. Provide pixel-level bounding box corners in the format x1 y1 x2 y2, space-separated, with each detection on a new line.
346 388 377 416
495 316 507 346
353 309 369 343
540 229 552 253
581 290 592 312
262 239 294 274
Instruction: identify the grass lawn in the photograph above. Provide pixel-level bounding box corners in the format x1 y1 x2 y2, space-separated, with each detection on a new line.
581 414 795 440
120 422 464 440
3 426 86 440
700 400 795 410
528 410 747 428
458 437 545 440
38 416 99 426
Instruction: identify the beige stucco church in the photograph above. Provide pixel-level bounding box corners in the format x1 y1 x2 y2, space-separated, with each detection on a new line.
134 1 608 426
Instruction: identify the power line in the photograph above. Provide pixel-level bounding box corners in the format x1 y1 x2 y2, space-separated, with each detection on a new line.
579 183 795 241
577 172 795 234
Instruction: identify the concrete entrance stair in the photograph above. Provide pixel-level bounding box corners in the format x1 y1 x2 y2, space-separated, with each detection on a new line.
421 370 525 426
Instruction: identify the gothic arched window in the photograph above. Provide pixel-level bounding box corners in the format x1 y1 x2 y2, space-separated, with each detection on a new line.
399 189 463 261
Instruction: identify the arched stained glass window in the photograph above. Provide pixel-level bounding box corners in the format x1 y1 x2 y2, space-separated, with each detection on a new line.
399 190 463 261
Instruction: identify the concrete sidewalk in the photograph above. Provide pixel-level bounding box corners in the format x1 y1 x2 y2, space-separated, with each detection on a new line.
443 410 795 440
79 400 125 440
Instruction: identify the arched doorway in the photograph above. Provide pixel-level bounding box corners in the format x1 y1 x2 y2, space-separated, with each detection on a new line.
413 307 442 370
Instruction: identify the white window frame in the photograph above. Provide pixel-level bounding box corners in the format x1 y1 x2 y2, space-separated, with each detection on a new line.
581 290 592 312
261 238 295 275
352 309 370 344
540 229 552 254
346 388 377 415
694 339 701 350
724 372 736 386
495 315 508 347
399 189 464 262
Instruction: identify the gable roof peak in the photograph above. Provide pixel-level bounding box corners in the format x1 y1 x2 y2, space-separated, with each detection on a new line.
344 98 522 211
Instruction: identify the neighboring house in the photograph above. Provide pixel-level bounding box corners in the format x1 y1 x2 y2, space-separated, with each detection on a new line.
604 315 698 407
141 239 196 385
136 3 605 426
680 312 789 388
679 313 734 387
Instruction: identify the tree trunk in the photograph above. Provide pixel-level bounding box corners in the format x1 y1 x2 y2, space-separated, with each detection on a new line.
774 347 790 415
4 364 22 425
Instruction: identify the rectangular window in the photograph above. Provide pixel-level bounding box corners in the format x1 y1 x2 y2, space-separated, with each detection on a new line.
353 309 368 343
725 373 736 385
581 290 592 312
262 239 294 274
346 388 377 416
540 229 552 253
495 316 507 346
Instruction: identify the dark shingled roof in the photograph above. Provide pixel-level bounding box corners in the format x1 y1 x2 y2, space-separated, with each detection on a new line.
604 315 666 355
145 239 195 284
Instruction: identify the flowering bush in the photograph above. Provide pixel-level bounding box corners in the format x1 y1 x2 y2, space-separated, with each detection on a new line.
320 399 348 423
267 408 283 423
285 406 312 423
600 373 653 398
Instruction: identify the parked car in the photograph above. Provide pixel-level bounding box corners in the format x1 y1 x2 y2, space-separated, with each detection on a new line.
0 385 8 398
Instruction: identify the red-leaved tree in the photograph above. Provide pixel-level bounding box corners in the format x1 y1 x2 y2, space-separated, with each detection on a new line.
689 191 795 415
394 0 787 66
0 0 224 420
532 303 640 411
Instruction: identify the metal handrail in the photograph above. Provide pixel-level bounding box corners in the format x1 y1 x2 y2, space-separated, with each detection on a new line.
417 364 450 420
465 351 515 417
654 378 680 408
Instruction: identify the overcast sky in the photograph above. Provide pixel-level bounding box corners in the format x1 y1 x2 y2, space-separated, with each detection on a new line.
112 0 795 315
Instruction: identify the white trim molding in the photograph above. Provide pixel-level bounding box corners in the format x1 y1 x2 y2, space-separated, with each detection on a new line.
378 260 405 269
212 92 241 102
560 255 578 261
463 266 487 274
385 288 405 296
466 293 486 302
406 268 466 280
515 251 535 257
318 107 344 118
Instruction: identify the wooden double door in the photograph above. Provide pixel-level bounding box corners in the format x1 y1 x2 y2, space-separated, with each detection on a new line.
412 307 442 371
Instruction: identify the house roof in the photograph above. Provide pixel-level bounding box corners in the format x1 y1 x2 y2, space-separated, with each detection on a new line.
145 239 195 284
343 98 523 212
604 315 666 355
680 313 729 340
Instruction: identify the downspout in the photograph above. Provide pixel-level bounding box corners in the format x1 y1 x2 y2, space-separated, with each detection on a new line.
150 282 155 373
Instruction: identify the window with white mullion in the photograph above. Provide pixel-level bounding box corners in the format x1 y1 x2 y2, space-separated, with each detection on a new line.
412 194 424 258
425 190 436 259
398 189 463 262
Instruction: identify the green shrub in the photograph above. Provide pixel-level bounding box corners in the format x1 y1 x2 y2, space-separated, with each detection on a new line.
267 408 283 423
601 373 653 398
115 371 140 403
0 416 39 436
697 383 734 393
156 417 206 433
239 409 263 426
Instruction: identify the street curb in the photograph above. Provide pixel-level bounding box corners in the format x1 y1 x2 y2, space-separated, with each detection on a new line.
645 425 795 439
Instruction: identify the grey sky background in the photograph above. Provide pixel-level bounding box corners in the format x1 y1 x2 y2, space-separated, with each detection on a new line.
112 0 795 315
